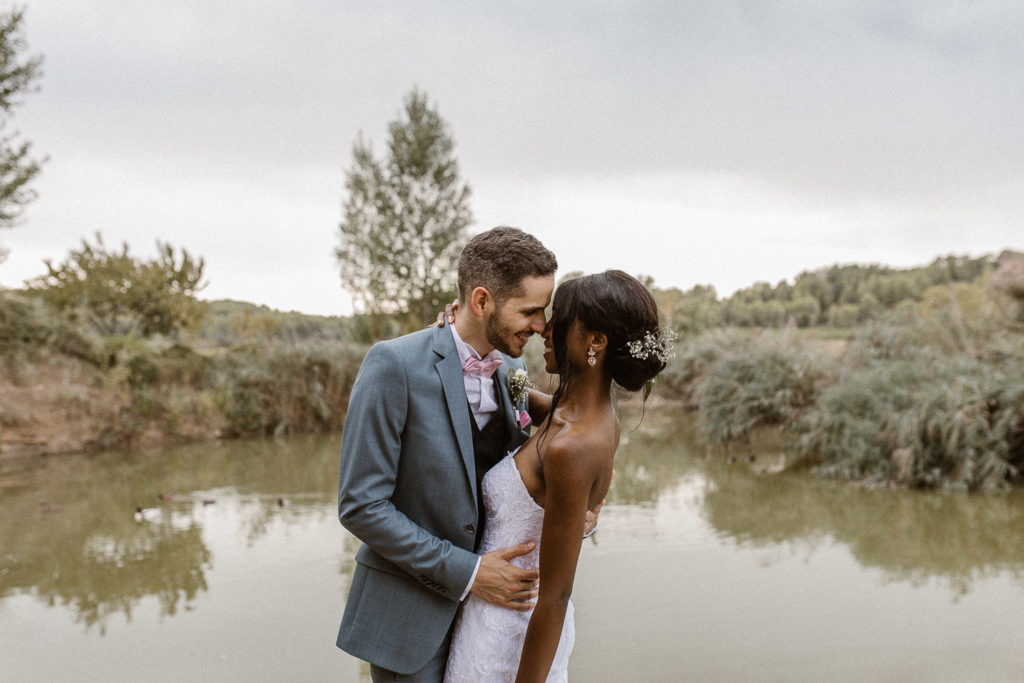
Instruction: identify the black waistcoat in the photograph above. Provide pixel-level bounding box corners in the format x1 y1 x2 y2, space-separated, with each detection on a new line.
469 398 510 551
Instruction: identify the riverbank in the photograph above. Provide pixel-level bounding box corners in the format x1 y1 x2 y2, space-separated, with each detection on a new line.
4 310 1022 493
4 265 1023 491
0 341 364 461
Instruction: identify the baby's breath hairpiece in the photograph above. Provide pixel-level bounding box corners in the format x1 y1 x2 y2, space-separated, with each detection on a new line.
626 328 677 363
624 328 677 402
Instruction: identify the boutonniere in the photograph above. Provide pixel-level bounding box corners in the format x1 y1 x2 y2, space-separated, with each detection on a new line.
506 368 534 430
506 368 533 405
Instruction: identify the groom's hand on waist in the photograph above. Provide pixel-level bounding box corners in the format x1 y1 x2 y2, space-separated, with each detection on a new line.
470 541 539 611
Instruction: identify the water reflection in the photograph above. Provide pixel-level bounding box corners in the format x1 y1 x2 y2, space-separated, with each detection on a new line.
0 434 343 634
2 413 1024 679
610 409 1024 595
607 407 708 506
3 509 209 633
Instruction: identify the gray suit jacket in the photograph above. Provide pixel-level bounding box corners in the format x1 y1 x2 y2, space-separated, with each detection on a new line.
336 324 530 674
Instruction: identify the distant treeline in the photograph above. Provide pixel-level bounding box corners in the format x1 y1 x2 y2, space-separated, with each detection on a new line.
199 300 356 345
199 252 1009 347
656 253 1003 335
199 300 414 347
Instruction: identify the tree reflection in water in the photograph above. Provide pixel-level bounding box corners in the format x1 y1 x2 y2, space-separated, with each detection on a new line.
609 407 1024 596
1 493 210 633
3 409 1024 644
0 433 341 633
702 469 1024 596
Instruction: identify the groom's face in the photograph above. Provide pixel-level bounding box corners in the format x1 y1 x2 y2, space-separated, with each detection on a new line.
485 274 554 358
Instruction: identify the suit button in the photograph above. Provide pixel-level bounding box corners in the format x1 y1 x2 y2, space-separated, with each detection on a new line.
465 523 476 534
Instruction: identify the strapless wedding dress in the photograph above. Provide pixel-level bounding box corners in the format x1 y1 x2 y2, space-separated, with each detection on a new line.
444 452 574 682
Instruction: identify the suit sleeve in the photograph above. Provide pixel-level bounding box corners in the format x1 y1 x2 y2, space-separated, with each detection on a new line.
337 342 478 601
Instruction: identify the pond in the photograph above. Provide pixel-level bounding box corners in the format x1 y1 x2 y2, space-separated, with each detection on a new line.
2 411 1024 681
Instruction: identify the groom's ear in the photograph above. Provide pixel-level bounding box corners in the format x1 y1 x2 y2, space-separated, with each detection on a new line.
468 286 493 317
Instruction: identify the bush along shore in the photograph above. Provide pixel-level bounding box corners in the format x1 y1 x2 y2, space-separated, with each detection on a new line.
0 295 365 458
3 251 1023 491
657 260 1024 491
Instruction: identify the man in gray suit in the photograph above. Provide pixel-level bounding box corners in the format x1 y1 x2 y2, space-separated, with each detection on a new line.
337 227 557 681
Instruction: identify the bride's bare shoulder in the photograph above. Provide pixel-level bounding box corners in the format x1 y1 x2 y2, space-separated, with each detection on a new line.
542 420 614 476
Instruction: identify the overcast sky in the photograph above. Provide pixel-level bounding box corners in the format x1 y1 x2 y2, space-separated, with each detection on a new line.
1 1 1021 316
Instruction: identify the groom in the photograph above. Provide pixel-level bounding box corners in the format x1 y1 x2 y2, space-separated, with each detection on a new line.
337 227 558 681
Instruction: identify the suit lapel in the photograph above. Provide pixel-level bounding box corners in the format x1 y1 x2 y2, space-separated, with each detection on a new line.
433 326 476 499
494 363 517 431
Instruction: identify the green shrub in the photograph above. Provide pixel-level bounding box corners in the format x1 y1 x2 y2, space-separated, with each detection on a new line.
845 282 1017 367
657 328 750 406
156 343 212 388
0 292 48 353
126 354 159 388
796 358 1024 490
214 342 365 437
695 336 833 444
0 291 97 362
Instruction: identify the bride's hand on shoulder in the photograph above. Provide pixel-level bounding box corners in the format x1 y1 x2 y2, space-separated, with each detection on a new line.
428 299 459 328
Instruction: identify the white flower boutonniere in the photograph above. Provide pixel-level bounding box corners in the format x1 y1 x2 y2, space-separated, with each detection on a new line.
506 368 534 430
506 368 533 405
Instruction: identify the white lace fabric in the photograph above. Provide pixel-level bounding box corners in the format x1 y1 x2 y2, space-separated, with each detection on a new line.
444 453 575 682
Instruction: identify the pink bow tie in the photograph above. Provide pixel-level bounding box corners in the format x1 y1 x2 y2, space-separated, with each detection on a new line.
463 356 502 378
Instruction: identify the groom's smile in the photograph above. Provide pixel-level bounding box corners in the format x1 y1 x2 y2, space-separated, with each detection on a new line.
485 274 554 358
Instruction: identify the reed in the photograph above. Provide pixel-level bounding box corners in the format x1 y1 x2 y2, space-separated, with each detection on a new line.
212 341 364 438
656 328 752 407
796 358 1024 490
692 332 833 444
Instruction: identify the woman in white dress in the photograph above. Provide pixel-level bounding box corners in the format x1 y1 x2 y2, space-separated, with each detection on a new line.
445 270 671 682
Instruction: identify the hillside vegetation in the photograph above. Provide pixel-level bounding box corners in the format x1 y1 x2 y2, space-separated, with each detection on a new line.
2 250 1022 491
657 251 1024 490
1 297 366 457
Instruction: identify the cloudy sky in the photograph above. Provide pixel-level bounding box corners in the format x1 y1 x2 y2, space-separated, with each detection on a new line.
1 1 1021 315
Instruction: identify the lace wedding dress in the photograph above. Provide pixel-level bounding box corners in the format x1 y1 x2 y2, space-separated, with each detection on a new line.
444 452 575 682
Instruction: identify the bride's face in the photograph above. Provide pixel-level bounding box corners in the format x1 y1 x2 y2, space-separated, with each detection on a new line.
542 318 587 374
542 321 557 374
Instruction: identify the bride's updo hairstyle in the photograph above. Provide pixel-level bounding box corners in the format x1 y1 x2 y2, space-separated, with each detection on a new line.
549 269 667 392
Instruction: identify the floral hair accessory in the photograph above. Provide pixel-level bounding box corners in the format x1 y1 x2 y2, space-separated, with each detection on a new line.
506 368 533 405
626 328 677 363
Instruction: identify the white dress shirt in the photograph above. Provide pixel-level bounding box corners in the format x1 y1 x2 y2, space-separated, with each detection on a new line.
450 322 502 429
449 322 505 600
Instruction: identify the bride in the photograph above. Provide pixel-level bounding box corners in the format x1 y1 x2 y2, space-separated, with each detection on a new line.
444 270 672 682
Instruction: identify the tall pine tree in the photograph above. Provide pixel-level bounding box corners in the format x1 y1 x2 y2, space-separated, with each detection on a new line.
337 89 472 336
0 6 45 262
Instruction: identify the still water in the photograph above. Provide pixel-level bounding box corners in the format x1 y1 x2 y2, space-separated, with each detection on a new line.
2 412 1024 681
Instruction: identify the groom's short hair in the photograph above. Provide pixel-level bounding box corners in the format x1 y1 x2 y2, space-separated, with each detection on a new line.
458 227 558 304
